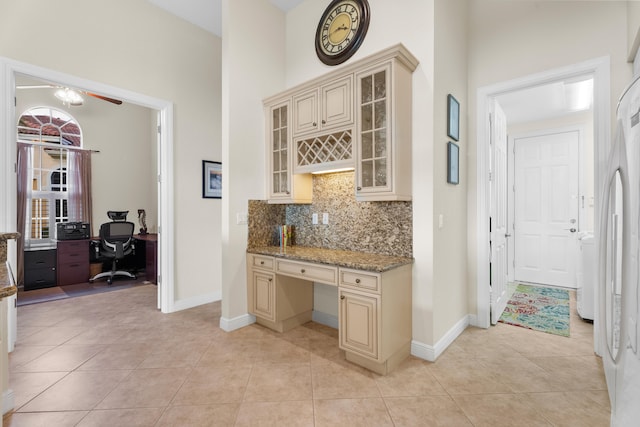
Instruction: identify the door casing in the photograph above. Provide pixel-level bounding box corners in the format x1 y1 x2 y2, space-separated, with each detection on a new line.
0 57 177 322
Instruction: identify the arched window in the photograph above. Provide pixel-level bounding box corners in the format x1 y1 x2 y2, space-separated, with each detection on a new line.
17 107 82 246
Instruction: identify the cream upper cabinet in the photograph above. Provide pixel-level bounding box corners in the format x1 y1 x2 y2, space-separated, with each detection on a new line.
355 55 414 201
293 75 353 136
266 99 312 204
264 44 417 203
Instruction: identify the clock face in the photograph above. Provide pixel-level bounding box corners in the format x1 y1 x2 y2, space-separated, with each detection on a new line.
315 0 370 66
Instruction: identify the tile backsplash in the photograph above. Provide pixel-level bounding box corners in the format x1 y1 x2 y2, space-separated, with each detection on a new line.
248 171 412 258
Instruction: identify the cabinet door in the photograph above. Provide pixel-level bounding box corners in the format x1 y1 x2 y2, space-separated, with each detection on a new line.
269 101 291 200
251 271 275 322
293 90 319 135
356 64 392 196
321 76 352 131
339 289 379 360
267 100 312 204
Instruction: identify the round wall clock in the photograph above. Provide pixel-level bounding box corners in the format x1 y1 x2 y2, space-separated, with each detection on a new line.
315 0 370 66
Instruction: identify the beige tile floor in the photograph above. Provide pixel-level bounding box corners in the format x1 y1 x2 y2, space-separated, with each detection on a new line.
4 285 610 426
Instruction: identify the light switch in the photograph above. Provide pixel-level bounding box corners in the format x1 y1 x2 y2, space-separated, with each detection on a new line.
312 213 318 225
438 214 444 229
236 213 248 225
322 213 329 225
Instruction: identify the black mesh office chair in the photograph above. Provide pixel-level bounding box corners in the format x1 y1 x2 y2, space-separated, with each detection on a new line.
89 211 137 285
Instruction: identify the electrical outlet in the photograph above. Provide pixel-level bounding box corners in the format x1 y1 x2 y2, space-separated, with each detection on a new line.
322 213 329 225
312 213 318 225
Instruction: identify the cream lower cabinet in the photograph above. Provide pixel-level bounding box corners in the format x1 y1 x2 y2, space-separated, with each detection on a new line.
247 254 313 333
338 265 412 375
246 252 411 375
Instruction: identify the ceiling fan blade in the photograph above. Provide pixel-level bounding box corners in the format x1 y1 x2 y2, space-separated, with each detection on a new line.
86 92 123 105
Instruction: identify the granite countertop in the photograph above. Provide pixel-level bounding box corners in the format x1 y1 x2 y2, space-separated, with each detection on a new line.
247 245 413 272
0 232 20 299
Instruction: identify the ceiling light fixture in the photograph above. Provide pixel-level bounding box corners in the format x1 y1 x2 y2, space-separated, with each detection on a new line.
54 88 83 106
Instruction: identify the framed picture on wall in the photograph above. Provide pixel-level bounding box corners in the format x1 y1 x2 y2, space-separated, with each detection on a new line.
447 142 459 185
202 160 222 199
447 94 460 141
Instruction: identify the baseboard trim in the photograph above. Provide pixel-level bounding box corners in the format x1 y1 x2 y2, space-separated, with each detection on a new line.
2 388 14 415
411 314 470 362
220 313 255 332
312 311 338 329
171 291 221 312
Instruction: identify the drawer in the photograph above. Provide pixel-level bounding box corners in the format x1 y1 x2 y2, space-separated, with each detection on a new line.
276 259 337 285
24 266 57 290
339 268 380 293
58 261 89 286
252 255 274 271
58 249 88 264
24 249 57 268
57 240 89 256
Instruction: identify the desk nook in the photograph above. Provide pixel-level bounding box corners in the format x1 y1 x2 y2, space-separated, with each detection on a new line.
247 246 412 375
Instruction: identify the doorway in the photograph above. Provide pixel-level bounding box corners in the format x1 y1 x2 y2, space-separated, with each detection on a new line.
0 57 176 350
475 57 611 346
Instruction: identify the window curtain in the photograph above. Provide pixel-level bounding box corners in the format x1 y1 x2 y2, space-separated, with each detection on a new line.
16 143 31 287
68 149 93 236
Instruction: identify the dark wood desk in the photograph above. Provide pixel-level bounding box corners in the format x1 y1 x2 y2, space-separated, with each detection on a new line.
134 234 158 283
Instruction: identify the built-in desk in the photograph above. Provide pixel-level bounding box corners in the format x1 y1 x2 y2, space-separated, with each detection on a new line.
246 246 413 375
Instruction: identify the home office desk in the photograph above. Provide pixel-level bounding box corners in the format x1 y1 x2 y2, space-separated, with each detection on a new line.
134 234 157 282
87 233 157 284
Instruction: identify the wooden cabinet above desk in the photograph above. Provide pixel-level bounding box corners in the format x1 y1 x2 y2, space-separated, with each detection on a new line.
246 247 412 375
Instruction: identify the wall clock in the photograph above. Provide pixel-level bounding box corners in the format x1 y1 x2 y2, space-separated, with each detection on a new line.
315 0 370 66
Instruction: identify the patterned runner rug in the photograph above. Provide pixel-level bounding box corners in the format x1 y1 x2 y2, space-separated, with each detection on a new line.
499 283 570 337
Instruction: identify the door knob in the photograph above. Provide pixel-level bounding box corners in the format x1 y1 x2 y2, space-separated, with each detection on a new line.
565 228 577 233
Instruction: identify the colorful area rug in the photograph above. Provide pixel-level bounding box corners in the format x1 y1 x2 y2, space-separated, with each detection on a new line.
499 283 570 337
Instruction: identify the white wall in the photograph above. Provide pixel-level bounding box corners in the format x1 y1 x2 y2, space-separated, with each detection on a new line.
467 0 632 316
0 0 222 307
432 0 469 342
220 0 286 324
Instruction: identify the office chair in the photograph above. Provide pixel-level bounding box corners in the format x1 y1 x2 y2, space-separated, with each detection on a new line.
89 211 137 285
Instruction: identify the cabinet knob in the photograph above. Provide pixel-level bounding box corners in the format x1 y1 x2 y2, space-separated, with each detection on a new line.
357 186 362 191
321 120 326 125
301 269 305 273
260 261 264 265
340 295 345 300
355 278 361 284
312 122 317 127
269 278 273 282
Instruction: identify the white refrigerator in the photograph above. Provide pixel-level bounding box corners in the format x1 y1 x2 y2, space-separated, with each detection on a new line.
599 75 640 426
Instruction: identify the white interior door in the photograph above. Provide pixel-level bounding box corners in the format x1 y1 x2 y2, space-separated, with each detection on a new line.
514 130 580 288
490 100 509 324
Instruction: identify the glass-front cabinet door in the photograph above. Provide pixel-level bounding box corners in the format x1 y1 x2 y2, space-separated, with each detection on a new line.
267 99 312 204
356 63 392 196
270 102 289 198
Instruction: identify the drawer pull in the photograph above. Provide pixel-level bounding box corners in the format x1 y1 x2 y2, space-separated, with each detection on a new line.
260 261 265 265
340 295 345 300
301 269 305 273
355 278 361 284
269 278 273 282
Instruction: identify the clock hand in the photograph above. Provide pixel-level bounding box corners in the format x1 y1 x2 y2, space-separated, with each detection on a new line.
330 24 349 35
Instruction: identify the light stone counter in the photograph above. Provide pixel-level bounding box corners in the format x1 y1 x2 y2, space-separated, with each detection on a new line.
0 232 19 299
247 245 413 273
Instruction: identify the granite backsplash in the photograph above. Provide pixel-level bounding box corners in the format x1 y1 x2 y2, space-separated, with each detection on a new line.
247 171 412 258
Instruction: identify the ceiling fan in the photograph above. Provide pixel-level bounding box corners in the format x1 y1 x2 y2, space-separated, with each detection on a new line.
16 84 123 106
